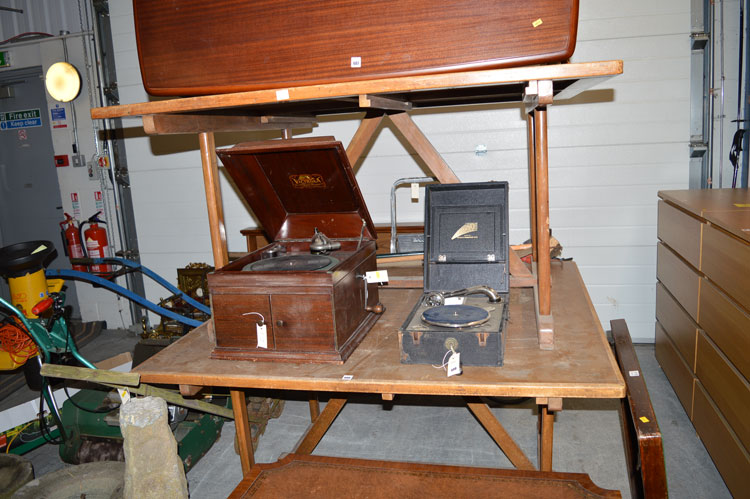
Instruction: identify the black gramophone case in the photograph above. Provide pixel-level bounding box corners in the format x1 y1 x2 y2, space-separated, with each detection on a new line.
399 182 510 366
208 137 383 364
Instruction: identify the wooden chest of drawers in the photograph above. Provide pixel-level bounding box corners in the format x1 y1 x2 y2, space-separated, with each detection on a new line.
655 189 750 496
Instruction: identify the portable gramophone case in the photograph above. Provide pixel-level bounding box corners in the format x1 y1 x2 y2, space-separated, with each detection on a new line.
133 0 579 96
208 137 383 363
399 182 510 366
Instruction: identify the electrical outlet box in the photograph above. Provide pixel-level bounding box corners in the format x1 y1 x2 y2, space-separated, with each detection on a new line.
72 154 85 167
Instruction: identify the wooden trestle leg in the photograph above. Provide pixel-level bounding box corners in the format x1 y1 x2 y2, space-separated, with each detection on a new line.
231 389 255 475
295 397 348 454
536 397 562 472
466 399 535 470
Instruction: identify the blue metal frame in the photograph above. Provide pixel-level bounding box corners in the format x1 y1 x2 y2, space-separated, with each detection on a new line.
45 256 210 328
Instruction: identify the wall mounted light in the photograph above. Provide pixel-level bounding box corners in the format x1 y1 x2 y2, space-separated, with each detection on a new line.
45 62 81 102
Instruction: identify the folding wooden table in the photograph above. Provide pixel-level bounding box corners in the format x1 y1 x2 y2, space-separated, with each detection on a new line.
90 61 625 476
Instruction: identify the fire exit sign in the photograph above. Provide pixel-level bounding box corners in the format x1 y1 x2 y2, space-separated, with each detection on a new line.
0 52 9 68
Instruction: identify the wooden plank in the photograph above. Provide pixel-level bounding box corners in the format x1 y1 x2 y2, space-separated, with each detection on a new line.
133 263 626 399
90 61 623 120
295 397 347 454
346 114 384 166
40 363 140 386
231 389 255 474
179 384 203 397
142 114 315 134
199 132 229 268
359 94 412 110
465 399 535 470
611 319 668 499
388 112 460 184
526 113 538 262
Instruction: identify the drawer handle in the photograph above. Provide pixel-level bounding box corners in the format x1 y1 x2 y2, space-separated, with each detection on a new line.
276 320 285 327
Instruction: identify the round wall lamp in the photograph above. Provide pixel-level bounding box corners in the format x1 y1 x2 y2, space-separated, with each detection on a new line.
45 62 81 102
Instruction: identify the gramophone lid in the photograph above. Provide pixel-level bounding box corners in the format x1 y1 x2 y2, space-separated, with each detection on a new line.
217 137 376 242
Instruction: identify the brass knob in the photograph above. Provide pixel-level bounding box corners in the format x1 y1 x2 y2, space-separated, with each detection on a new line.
276 320 285 327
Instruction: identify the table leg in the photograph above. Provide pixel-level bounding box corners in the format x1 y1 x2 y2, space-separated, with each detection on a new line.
533 107 551 317
537 398 561 472
295 397 348 454
526 113 538 263
198 131 229 268
466 399 535 470
231 389 255 476
309 393 320 421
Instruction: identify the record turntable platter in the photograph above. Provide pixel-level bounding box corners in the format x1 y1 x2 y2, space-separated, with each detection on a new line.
421 304 490 328
243 254 339 272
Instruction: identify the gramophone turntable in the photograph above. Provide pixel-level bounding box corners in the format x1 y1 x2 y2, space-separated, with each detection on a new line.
399 182 510 366
208 137 383 364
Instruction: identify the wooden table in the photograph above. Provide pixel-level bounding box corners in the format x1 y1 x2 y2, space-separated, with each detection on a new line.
91 60 622 348
133 261 625 476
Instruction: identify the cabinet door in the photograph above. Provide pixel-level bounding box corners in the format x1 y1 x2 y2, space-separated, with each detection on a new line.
271 294 335 352
212 294 274 350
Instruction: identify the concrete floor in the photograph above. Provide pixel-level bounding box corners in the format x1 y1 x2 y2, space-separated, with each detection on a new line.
7 329 732 498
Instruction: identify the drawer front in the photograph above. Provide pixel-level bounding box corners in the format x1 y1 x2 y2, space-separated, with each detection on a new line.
654 322 695 418
700 279 750 380
656 242 701 321
212 294 275 350
655 282 698 370
693 382 750 498
657 200 702 269
696 331 750 450
702 224 750 312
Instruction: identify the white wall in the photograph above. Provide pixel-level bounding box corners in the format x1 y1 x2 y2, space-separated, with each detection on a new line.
0 33 129 327
109 0 691 342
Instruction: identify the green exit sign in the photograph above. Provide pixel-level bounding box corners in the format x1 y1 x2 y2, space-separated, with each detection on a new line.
0 52 9 68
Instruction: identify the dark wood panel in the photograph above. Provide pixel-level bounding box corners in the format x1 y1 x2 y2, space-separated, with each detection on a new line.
692 382 750 498
656 243 701 321
610 319 667 499
654 322 695 418
229 453 620 498
699 279 750 381
657 200 702 269
271 294 335 352
211 294 274 350
134 0 579 96
702 225 750 312
695 332 750 450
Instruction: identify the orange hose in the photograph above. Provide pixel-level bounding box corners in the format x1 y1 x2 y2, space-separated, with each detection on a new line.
0 318 38 366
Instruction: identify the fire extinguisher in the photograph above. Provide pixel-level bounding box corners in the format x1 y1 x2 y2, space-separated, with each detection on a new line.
80 211 111 274
59 213 86 272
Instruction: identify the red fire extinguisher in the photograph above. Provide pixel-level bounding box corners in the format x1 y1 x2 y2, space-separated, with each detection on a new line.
80 211 112 274
59 213 86 272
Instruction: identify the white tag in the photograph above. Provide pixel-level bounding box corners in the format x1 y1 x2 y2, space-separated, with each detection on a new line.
118 388 130 404
443 297 465 305
411 183 419 201
342 374 354 381
366 270 389 283
351 56 362 68
257 323 268 349
275 89 290 101
629 370 640 377
447 352 462 377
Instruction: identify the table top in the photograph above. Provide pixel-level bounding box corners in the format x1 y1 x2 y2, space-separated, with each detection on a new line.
90 61 622 120
134 261 625 399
